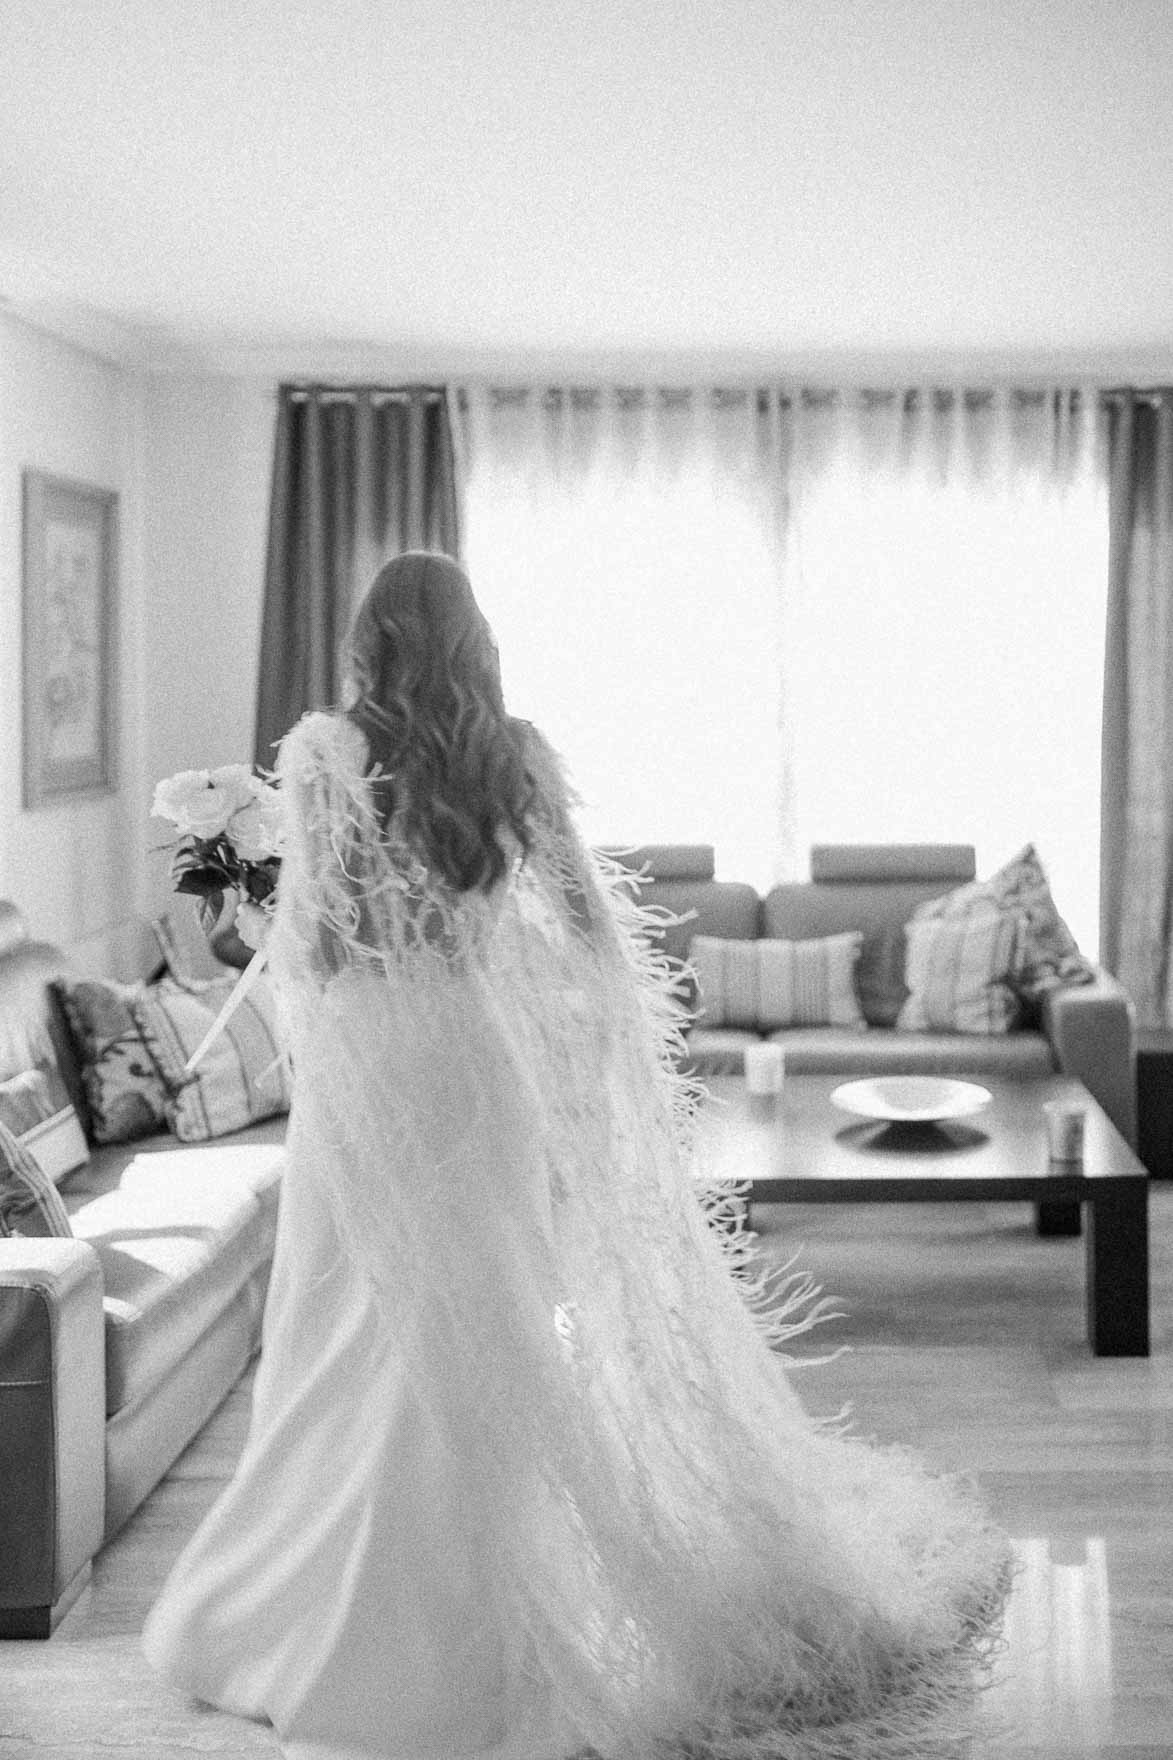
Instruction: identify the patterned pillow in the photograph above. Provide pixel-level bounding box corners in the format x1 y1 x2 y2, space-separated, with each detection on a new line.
912 844 1095 1000
0 1066 89 1185
53 977 171 1145
130 974 289 1143
691 933 866 1030
897 910 1024 1034
0 1118 73 1237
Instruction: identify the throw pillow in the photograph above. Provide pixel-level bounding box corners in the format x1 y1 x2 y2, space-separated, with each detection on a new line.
0 1066 89 1185
52 977 171 1145
691 933 866 1031
0 1118 73 1238
911 843 1095 1000
130 974 289 1143
897 910 1024 1034
151 907 236 989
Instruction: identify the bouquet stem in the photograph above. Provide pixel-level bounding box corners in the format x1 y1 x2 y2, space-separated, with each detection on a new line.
184 947 270 1073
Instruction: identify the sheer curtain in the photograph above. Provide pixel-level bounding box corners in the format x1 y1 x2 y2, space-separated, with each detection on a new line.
776 386 1107 955
458 385 790 887
459 383 1107 950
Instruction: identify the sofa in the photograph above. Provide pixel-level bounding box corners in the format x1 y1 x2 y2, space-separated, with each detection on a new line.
614 842 1137 1148
0 900 285 1637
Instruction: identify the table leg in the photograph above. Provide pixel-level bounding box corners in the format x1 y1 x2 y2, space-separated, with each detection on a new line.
1086 1186 1150 1356
1035 1200 1081 1236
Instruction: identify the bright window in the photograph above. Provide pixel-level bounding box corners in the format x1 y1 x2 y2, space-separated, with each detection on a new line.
466 468 784 888
788 467 1108 955
466 459 1107 957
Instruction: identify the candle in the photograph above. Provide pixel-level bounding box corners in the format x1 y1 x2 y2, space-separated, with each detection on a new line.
1043 1099 1086 1162
744 1041 785 1094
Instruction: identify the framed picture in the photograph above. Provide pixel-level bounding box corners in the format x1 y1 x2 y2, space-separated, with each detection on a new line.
22 470 119 809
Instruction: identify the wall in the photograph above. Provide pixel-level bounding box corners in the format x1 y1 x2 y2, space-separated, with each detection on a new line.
0 330 276 951
0 311 150 967
139 374 274 916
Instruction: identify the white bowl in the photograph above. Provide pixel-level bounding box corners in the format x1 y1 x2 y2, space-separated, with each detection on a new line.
830 1076 993 1123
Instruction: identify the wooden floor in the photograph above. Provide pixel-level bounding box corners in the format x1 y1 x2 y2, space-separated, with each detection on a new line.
3 1189 1172 1759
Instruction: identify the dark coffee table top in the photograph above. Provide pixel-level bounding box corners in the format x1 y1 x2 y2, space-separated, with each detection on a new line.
695 1072 1147 1202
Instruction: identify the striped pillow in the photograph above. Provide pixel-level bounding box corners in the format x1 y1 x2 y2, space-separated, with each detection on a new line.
897 910 1023 1034
910 842 1095 1000
0 1065 89 1185
130 975 289 1143
0 1118 74 1238
691 933 866 1030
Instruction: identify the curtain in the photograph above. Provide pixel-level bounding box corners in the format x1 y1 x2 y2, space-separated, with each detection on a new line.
772 385 1107 955
254 384 461 766
456 384 792 886
458 382 1106 942
1100 389 1173 1022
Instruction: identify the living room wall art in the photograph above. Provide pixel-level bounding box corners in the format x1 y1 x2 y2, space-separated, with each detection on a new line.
22 470 119 808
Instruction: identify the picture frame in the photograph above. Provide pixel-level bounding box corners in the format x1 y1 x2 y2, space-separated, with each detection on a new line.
22 470 119 809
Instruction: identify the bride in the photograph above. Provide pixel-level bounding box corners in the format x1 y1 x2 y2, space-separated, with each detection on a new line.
143 550 1011 1760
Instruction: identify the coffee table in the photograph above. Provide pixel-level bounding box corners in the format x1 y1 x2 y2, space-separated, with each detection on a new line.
694 1073 1150 1357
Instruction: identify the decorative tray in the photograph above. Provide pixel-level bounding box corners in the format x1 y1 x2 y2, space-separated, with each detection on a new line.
830 1076 993 1123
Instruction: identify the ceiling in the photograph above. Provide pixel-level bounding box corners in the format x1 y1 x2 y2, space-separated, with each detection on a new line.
2 0 1172 377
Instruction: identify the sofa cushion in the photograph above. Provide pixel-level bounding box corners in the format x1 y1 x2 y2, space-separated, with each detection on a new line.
764 1025 1056 1079
61 1119 285 1417
130 976 289 1143
691 933 865 1030
0 932 90 1127
762 878 963 1029
679 1026 762 1077
0 1117 74 1237
151 903 239 987
600 845 716 882
0 1065 89 1183
52 975 171 1145
639 879 761 968
910 843 1096 1001
897 911 1023 1034
683 1023 1055 1079
810 844 976 884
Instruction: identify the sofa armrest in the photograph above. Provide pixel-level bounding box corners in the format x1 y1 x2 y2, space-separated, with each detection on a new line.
0 1239 106 1634
1039 968 1137 1149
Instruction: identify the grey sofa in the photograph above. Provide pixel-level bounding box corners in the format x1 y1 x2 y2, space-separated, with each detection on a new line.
617 842 1137 1148
0 901 285 1637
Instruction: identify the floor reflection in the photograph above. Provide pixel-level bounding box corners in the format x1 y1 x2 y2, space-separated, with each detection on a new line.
987 1535 1113 1749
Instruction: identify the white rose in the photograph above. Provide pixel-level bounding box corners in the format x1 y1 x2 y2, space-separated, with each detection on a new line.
152 769 212 828
208 765 263 815
152 765 260 839
226 787 284 861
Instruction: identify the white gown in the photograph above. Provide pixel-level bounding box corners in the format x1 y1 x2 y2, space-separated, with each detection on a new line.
143 711 1011 1760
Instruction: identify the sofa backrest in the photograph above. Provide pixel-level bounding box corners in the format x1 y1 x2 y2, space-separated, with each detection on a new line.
638 880 762 967
0 903 87 1122
599 846 762 967
764 844 977 1027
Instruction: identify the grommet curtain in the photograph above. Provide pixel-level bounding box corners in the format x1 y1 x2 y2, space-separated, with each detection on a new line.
254 384 461 767
1100 389 1173 1022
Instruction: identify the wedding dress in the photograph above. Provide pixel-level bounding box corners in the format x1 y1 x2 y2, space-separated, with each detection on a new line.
143 710 1011 1760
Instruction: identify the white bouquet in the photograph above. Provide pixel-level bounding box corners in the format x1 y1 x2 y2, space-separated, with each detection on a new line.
152 764 284 1071
152 764 283 932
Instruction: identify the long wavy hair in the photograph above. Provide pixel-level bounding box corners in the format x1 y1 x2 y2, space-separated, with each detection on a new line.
342 551 537 892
